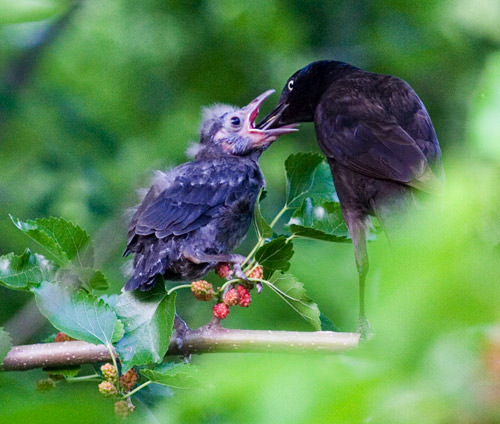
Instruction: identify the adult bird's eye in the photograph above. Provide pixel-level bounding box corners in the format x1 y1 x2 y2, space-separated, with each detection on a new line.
288 80 294 91
230 116 241 127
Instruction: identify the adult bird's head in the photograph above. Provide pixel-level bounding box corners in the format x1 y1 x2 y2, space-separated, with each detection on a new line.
197 89 297 159
257 60 357 128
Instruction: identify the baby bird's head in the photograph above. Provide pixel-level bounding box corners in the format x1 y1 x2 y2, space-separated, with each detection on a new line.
196 90 297 159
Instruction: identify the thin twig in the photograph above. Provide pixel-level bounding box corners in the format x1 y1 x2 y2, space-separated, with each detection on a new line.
167 284 192 296
122 380 152 399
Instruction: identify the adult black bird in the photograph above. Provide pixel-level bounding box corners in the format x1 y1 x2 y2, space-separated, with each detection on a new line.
258 60 443 334
123 90 296 291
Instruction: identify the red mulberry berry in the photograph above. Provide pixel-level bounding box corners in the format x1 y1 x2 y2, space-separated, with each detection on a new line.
98 381 117 397
246 265 263 280
223 288 239 306
215 263 232 279
213 302 230 319
120 368 138 392
191 280 215 301
100 363 118 382
236 285 251 307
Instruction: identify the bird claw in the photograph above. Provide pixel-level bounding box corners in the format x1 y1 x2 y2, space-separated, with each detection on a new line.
232 263 248 281
174 314 190 353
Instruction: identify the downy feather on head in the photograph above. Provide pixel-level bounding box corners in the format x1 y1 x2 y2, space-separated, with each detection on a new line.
199 103 237 143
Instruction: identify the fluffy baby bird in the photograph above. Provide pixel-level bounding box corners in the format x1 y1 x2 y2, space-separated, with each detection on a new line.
123 90 296 291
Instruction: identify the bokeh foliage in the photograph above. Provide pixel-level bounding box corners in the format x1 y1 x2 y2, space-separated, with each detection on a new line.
1 0 500 423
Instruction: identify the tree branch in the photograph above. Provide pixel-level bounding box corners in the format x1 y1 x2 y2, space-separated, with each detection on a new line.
1 326 359 371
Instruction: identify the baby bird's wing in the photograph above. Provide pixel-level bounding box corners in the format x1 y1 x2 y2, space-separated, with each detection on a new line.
124 158 256 255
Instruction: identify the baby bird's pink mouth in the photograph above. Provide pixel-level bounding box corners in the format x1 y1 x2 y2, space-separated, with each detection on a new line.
242 89 298 147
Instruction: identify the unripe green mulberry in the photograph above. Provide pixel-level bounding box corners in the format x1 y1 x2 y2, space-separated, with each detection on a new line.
100 363 118 382
36 378 56 392
114 400 136 418
98 380 117 397
191 280 215 301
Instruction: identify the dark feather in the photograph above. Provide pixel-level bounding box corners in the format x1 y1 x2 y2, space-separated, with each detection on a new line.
124 156 264 289
315 74 442 191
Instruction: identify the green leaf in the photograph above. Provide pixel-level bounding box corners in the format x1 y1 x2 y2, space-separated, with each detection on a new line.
307 160 337 201
255 236 294 279
254 188 272 239
268 273 321 330
287 198 349 242
285 152 336 208
54 267 110 293
33 281 120 346
0 0 66 24
99 294 121 309
0 327 13 364
0 249 53 290
115 287 176 372
112 319 125 343
10 216 94 267
141 362 197 388
75 268 109 292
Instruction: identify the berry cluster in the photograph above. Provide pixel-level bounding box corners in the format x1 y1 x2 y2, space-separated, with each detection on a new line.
213 285 252 319
96 363 139 417
189 263 263 321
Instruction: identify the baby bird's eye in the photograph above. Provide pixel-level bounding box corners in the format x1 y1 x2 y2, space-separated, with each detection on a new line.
230 116 241 127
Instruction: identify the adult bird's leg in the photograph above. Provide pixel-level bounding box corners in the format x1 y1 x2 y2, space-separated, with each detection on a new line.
345 214 371 339
182 249 248 280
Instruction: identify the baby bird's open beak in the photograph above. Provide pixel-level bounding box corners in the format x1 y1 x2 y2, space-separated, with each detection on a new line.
242 89 298 148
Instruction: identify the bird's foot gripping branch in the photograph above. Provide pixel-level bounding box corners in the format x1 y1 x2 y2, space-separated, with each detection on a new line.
0 153 359 417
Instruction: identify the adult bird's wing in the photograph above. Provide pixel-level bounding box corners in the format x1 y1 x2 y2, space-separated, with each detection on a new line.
124 158 256 255
315 75 443 192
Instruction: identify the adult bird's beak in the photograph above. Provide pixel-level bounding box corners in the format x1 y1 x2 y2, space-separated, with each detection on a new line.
256 100 289 130
242 90 297 147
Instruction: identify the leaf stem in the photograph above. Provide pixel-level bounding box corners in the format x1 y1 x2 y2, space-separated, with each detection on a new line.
218 279 241 293
122 380 152 399
241 238 264 267
65 373 100 383
243 204 289 268
248 277 306 304
105 343 119 377
269 205 289 229
243 258 256 272
167 284 192 296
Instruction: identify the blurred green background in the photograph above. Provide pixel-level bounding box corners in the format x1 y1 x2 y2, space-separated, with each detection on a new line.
1 0 500 422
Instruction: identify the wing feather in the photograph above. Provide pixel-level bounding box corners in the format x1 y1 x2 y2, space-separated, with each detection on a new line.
124 158 258 255
316 74 443 191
